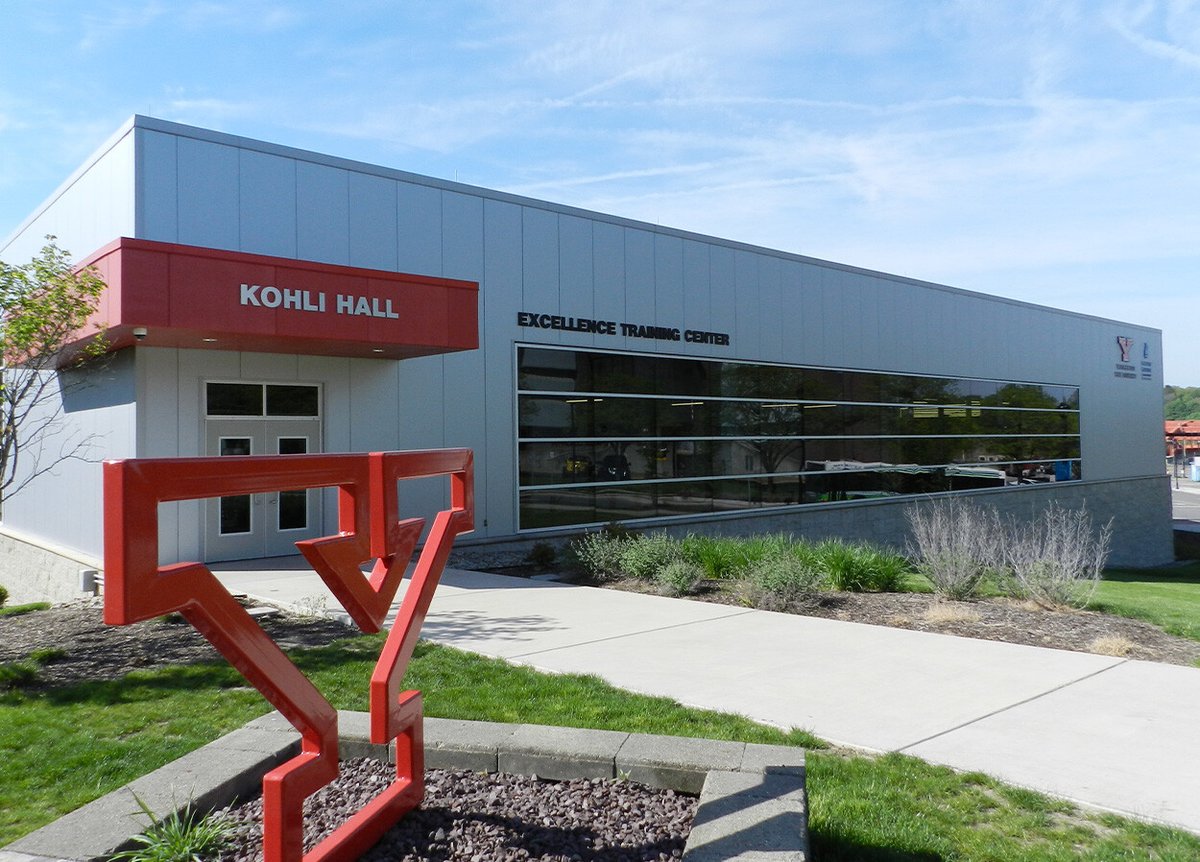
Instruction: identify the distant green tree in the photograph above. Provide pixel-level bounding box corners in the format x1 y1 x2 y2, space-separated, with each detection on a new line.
0 237 108 508
1164 385 1200 420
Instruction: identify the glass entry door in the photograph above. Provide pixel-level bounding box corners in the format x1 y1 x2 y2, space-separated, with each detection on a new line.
204 419 323 561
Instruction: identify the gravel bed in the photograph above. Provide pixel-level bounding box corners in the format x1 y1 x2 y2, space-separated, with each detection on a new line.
216 758 696 862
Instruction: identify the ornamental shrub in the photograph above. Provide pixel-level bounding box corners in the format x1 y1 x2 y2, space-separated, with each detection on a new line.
741 552 825 611
906 500 1002 600
569 532 627 581
816 540 909 592
525 541 557 570
1002 503 1112 608
656 559 705 596
0 584 8 609
618 533 683 581
679 534 749 580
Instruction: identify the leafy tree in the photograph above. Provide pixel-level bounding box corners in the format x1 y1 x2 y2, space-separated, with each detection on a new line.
0 237 107 508
1164 385 1200 420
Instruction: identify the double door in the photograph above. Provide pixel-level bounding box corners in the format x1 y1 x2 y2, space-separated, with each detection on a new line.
204 418 323 561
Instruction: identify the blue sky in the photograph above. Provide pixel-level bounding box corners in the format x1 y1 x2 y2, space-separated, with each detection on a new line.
2 1 1198 384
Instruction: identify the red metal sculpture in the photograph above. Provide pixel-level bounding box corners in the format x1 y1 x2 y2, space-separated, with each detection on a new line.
103 450 474 862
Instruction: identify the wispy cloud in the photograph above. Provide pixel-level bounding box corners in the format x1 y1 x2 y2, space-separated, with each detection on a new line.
1105 0 1200 70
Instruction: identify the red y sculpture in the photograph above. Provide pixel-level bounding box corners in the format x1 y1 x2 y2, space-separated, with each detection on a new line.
103 450 474 862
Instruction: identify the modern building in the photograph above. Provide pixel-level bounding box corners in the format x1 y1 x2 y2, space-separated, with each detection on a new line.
0 116 1170 602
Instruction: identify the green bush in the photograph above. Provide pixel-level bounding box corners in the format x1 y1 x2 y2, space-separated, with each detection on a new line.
111 795 234 862
0 661 38 690
742 552 825 610
680 534 750 580
29 647 67 664
569 531 628 580
0 584 8 609
525 541 557 570
619 533 682 581
817 540 909 592
656 559 705 596
0 601 51 618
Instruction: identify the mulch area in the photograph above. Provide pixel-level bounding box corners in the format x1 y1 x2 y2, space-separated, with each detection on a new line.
595 576 1200 666
0 599 353 688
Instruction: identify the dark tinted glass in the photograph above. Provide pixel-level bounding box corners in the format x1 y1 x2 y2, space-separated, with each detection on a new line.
266 385 319 417
220 495 251 534
207 383 262 416
277 437 308 455
516 346 1081 530
278 491 307 530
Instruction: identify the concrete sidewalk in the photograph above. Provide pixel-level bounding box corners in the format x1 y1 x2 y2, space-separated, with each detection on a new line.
214 559 1200 835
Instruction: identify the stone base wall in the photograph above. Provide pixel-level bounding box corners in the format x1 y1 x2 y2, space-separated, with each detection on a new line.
0 530 101 605
651 475 1173 569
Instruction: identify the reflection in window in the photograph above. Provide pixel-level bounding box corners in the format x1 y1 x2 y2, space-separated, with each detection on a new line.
517 346 1081 531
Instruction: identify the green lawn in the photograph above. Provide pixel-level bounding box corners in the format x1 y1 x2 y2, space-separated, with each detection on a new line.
3 635 1200 861
1092 562 1200 642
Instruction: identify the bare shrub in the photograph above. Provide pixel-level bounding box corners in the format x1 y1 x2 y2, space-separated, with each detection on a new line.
905 499 1002 600
922 602 984 625
1003 504 1112 609
1088 634 1135 657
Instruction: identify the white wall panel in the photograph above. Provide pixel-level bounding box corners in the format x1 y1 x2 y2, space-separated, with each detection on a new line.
709 245 737 356
136 128 178 242
557 214 594 347
348 173 398 271
239 150 296 258
3 128 137 263
239 352 300 382
682 240 713 357
1 353 137 559
177 137 239 250
397 183 442 275
296 161 349 264
482 199 523 535
396 355 449 526
439 199 489 528
623 228 655 345
349 360 401 451
441 191 484 282
777 260 806 366
653 234 684 355
522 208 559 329
756 255 784 364
828 269 862 370
592 221 626 338
440 190 489 530
734 250 760 361
135 348 182 560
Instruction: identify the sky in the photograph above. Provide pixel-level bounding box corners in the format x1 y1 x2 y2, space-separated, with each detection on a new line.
1 1 1198 383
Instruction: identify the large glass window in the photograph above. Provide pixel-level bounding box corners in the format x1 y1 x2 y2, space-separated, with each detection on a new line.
517 346 1081 531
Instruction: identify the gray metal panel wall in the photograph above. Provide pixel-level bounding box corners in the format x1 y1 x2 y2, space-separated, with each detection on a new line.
2 126 136 264
1 353 137 559
119 117 1163 547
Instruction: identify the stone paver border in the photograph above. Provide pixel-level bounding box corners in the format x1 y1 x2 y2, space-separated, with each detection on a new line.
2 712 808 862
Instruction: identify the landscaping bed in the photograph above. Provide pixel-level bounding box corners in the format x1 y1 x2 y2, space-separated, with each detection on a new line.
599 577 1200 666
216 760 695 862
